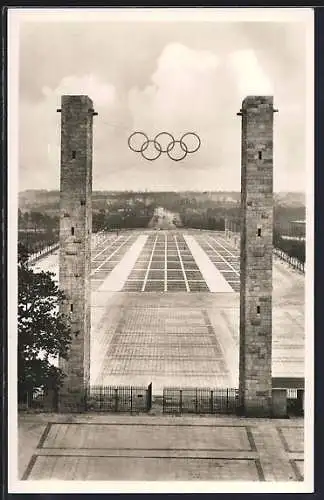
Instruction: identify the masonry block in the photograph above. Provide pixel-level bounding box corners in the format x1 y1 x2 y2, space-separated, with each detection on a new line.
272 389 287 418
58 95 96 412
238 96 276 417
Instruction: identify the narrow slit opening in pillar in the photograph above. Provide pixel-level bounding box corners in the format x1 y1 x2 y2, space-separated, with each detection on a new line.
70 303 73 313
72 150 76 159
71 227 75 236
257 227 262 237
258 151 262 160
257 305 260 315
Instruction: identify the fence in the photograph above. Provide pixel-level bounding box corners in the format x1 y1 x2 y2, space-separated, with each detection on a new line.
18 384 152 414
273 248 305 273
18 388 58 412
18 383 303 417
286 389 304 416
86 384 152 413
28 243 59 265
162 387 240 415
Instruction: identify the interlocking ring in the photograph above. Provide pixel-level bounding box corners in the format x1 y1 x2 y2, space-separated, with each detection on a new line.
167 140 187 162
128 131 201 161
128 131 149 153
180 132 201 153
141 139 162 161
154 132 175 153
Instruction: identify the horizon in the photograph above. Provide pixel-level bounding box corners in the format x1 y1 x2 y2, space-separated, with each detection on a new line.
19 188 305 194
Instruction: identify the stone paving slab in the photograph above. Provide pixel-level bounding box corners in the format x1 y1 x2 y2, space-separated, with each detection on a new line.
108 344 219 358
105 291 239 308
94 296 232 389
113 332 212 343
103 359 228 376
101 374 231 388
32 448 257 458
277 426 304 453
18 421 48 483
214 304 304 382
26 456 262 481
19 412 304 425
40 422 253 450
291 459 304 481
19 414 304 482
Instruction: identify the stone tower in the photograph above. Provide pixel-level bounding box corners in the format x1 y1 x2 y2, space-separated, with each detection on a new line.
58 95 97 411
238 96 276 416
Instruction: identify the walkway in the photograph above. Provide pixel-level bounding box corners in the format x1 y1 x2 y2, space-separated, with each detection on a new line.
184 235 233 292
98 234 148 292
18 413 304 483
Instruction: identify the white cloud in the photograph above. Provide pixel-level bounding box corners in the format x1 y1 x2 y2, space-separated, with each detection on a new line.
19 75 118 190
128 43 220 134
228 49 273 98
126 42 245 187
18 29 307 192
42 74 116 107
152 42 220 88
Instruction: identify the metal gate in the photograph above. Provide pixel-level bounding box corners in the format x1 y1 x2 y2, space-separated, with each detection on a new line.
163 387 240 414
86 384 152 413
287 389 304 416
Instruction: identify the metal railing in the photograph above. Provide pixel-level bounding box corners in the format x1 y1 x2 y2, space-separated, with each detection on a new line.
18 383 303 417
86 384 152 413
28 243 59 264
162 387 240 414
273 248 305 273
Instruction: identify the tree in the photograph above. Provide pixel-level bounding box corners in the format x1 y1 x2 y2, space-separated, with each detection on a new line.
17 243 72 402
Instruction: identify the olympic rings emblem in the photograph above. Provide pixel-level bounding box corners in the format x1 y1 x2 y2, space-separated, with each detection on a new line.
128 131 201 161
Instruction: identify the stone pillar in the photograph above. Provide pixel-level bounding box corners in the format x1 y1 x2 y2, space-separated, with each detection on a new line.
58 95 97 412
272 389 287 418
238 96 277 417
297 389 304 415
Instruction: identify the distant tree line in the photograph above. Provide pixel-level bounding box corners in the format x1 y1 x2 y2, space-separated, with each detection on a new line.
180 212 225 230
274 205 305 234
92 202 156 232
18 209 59 255
18 209 59 232
18 201 156 255
179 207 242 231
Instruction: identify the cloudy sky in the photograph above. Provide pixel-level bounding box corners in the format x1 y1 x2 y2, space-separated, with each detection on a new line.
16 10 312 192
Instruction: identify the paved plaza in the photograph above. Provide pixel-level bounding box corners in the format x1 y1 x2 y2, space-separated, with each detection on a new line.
33 229 305 388
122 231 226 292
22 229 306 483
19 413 304 481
